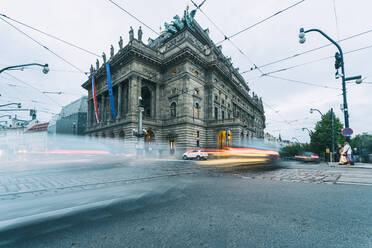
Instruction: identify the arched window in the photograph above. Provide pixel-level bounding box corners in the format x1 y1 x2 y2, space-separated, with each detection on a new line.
194 103 200 119
170 102 176 118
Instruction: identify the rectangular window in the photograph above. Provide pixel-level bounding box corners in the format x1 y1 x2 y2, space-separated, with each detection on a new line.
196 140 200 147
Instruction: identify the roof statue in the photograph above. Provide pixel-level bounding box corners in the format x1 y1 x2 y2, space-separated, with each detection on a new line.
138 26 143 41
110 45 114 58
164 6 197 35
148 6 198 48
172 15 184 30
102 52 107 64
129 26 134 41
96 59 99 70
164 22 177 34
118 36 123 49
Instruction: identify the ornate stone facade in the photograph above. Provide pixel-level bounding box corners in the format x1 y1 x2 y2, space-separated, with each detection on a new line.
82 17 265 155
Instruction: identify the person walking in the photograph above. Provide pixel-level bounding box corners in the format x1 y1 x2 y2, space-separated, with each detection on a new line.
339 144 347 165
342 142 354 166
336 143 342 162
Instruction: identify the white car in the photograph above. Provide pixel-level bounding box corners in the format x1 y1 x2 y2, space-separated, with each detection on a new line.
182 150 208 160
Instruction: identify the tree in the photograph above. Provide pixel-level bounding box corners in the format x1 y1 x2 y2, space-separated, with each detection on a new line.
350 133 372 162
280 143 311 157
310 110 345 155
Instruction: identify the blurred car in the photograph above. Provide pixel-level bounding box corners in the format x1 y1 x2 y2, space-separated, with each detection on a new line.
183 150 208 160
294 152 320 163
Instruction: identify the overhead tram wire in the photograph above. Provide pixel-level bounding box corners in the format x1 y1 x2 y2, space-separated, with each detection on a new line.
4 72 62 107
264 75 340 90
242 28 372 74
107 0 229 82
0 16 87 75
332 0 340 40
215 0 306 45
108 0 297 131
252 43 372 77
191 0 304 129
106 0 159 36
191 0 264 74
0 13 100 58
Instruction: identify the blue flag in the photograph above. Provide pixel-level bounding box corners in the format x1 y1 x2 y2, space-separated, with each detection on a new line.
106 62 117 120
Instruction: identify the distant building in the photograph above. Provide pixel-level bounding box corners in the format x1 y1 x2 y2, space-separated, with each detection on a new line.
55 97 87 135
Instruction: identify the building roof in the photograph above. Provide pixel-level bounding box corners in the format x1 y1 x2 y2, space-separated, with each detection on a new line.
59 96 87 118
27 122 49 132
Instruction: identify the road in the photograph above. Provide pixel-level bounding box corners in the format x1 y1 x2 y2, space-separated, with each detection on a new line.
0 158 372 247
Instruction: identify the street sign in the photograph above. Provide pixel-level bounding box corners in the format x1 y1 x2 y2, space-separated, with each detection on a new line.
341 128 353 137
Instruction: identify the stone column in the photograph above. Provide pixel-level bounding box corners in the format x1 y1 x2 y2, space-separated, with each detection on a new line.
88 99 93 127
101 95 106 125
117 83 122 119
155 84 160 119
128 76 139 114
108 92 113 123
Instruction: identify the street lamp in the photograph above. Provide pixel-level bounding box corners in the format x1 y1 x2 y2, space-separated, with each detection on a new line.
301 127 312 136
0 103 21 108
0 115 11 119
0 63 49 74
309 108 323 117
299 27 351 141
292 137 300 144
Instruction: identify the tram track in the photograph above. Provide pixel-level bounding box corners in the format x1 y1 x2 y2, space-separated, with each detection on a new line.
0 169 201 200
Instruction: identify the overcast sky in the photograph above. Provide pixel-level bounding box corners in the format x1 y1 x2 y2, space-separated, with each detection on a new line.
1 0 371 142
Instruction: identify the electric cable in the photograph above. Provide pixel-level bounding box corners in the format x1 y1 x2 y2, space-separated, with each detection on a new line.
215 0 306 44
0 13 101 58
244 28 372 73
0 16 87 75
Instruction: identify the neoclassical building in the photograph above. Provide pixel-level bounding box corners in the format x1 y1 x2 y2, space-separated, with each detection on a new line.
82 9 265 155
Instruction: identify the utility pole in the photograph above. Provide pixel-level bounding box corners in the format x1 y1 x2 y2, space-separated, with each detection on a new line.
299 28 355 142
132 97 146 157
331 108 335 162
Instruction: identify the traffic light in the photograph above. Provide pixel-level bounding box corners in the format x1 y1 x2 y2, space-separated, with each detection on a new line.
30 109 37 120
335 52 342 70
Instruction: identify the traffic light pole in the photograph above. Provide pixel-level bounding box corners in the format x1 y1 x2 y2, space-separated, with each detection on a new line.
302 28 350 141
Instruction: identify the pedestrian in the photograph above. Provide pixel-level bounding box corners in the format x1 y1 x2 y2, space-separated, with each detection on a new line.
339 144 347 165
342 142 354 166
336 144 342 162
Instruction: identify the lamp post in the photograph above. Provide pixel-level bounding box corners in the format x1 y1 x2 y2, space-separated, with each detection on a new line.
0 63 49 74
132 96 146 157
301 127 312 136
309 107 335 162
299 28 350 141
292 137 300 144
0 103 21 108
309 108 324 117
0 114 11 119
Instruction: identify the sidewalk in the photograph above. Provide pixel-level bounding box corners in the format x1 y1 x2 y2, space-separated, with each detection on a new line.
328 162 372 169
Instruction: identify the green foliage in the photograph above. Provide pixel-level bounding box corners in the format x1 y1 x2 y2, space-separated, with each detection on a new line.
280 143 311 157
350 133 372 155
310 110 345 155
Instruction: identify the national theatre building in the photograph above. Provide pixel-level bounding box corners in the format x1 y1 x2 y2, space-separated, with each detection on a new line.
82 8 265 155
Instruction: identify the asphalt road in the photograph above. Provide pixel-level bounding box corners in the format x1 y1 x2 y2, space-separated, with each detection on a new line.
2 162 371 248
